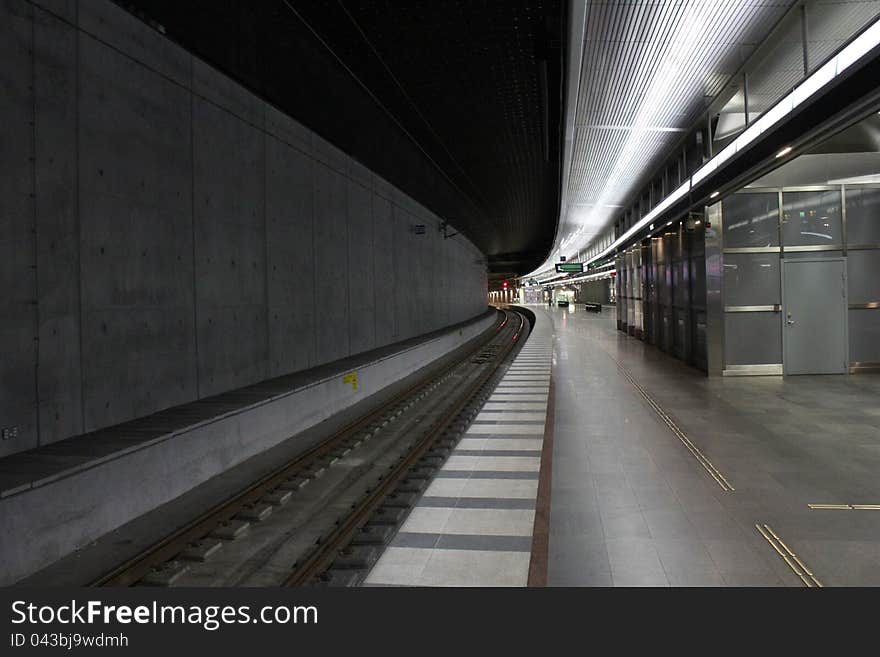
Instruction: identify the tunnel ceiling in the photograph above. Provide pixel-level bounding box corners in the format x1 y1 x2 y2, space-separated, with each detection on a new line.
539 0 796 275
117 0 565 278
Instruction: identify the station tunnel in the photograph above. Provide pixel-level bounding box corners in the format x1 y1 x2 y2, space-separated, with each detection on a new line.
2 0 880 589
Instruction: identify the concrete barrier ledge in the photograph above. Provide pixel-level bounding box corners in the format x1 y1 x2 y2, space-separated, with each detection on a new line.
0 310 497 585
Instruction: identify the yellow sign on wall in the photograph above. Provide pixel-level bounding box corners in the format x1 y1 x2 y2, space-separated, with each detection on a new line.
343 371 358 391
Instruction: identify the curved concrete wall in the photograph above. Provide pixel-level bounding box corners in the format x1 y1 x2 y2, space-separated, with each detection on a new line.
0 0 488 458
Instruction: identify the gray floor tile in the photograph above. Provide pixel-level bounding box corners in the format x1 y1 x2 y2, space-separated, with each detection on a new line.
507 308 880 587
548 567 613 587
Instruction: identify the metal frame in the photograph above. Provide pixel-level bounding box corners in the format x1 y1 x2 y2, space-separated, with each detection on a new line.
781 256 849 376
778 189 784 256
723 364 783 376
744 183 880 192
784 245 844 252
801 3 810 75
737 185 880 253
725 305 780 312
722 246 780 254
724 182 880 374
705 202 725 376
745 184 841 192
850 361 880 373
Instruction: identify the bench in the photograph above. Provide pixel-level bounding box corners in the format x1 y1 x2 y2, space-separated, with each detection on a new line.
584 303 602 313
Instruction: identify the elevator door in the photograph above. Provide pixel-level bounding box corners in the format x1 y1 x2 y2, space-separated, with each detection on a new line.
781 258 848 375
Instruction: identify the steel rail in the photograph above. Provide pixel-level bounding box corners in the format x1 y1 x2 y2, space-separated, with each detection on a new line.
91 310 511 587
285 310 526 586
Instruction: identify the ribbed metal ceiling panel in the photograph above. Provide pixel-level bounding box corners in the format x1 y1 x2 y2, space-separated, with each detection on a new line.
547 0 794 265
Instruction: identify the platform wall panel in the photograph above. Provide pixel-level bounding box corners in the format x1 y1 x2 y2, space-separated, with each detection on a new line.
33 6 82 444
1 1 40 456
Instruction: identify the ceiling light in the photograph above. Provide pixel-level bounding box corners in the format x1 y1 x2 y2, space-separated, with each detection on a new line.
710 191 719 199
775 146 792 158
534 14 880 277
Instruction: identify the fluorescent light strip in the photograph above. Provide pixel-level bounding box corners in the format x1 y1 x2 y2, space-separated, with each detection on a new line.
531 260 614 286
775 145 793 158
586 15 880 267
548 269 616 286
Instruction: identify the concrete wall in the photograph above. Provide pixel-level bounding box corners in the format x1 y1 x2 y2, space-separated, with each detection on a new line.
0 0 488 458
0 311 497 585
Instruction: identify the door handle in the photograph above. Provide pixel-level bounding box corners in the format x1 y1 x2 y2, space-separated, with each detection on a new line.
786 319 795 325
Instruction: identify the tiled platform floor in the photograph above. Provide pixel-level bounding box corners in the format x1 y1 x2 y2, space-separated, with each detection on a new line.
548 305 880 587
365 310 553 586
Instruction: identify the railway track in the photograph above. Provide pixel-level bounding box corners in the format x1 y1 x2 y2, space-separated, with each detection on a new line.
92 308 529 587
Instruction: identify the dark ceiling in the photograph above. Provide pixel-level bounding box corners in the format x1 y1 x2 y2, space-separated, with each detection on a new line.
117 0 565 277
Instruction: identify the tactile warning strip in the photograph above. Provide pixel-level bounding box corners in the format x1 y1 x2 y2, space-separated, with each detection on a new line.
755 523 822 588
613 360 735 492
364 311 553 586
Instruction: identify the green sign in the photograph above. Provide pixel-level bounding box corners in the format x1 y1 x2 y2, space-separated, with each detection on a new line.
555 262 584 273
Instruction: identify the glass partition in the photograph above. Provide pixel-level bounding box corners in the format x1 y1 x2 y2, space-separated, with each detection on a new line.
781 189 842 246
845 186 880 244
723 192 779 247
723 253 781 306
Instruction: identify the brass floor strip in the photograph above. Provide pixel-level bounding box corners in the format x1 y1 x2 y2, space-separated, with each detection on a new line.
808 503 880 510
614 363 734 492
755 523 822 588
